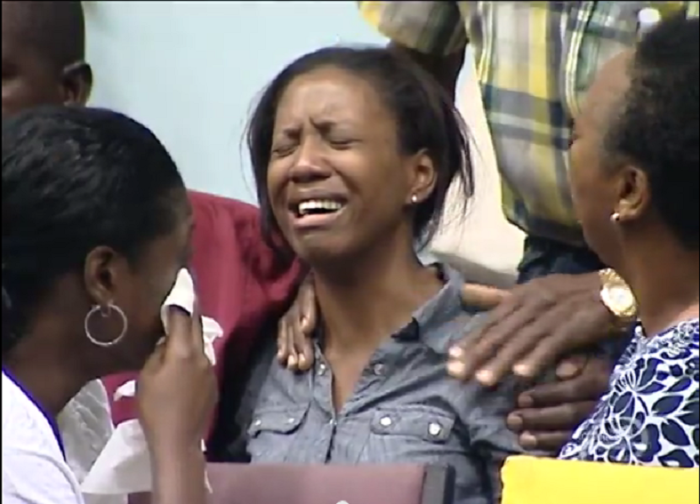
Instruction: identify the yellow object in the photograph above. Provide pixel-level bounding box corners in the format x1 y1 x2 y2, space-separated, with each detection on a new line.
501 456 700 504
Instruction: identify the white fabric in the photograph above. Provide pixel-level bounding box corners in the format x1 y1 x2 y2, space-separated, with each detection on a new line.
2 372 84 504
58 381 126 504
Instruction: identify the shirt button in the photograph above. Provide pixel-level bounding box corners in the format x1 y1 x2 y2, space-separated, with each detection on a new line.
318 363 327 376
253 419 262 427
372 363 385 376
428 422 443 437
380 416 393 427
287 417 296 424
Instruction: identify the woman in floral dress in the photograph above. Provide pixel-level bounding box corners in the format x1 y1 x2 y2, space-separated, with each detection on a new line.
560 13 699 467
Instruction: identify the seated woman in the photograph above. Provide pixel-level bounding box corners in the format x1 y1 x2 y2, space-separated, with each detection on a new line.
227 46 528 504
559 14 699 467
2 106 216 504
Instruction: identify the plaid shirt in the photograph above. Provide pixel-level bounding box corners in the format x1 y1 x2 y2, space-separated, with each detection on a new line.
359 1 699 245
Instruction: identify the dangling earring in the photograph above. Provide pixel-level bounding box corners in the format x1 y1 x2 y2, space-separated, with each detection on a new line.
84 303 128 347
610 212 621 223
410 194 419 204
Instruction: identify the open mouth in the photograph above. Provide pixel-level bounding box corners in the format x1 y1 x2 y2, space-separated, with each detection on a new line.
289 198 347 230
294 199 346 218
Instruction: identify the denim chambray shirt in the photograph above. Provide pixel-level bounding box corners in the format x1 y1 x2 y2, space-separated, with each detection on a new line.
238 265 528 504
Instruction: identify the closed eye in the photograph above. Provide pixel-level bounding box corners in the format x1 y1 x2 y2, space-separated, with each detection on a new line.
271 143 296 157
328 139 356 150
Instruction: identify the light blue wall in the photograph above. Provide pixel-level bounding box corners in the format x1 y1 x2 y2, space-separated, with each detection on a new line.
85 1 472 204
85 1 386 202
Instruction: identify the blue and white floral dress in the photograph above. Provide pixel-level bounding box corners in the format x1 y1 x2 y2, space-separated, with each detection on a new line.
560 319 699 467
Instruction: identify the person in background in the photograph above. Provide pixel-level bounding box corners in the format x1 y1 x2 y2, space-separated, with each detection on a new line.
1 0 115 492
1 0 91 115
231 45 527 504
2 106 216 504
559 14 699 467
1 0 301 474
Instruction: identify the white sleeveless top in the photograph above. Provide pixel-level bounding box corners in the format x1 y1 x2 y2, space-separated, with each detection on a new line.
2 371 84 504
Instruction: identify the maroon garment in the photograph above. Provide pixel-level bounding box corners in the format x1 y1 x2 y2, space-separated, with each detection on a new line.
102 190 302 426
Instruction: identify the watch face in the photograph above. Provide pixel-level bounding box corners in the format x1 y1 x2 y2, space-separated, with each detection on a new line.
607 286 636 311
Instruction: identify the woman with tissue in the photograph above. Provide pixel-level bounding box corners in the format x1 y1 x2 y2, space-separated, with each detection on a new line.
2 106 217 504
227 46 527 504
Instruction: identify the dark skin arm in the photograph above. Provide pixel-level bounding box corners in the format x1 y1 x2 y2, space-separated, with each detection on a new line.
151 444 209 504
138 307 218 504
448 274 620 384
447 278 618 451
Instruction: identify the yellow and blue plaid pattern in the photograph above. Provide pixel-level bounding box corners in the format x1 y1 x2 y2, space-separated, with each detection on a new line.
359 1 698 245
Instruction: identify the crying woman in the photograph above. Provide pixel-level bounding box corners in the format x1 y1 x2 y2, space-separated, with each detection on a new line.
212 46 531 504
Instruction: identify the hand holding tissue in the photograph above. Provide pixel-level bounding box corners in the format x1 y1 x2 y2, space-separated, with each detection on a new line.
81 269 222 496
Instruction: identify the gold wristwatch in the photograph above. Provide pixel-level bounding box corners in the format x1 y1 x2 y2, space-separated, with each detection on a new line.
599 268 638 329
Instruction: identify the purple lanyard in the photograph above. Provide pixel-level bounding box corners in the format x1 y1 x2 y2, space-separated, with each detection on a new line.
2 368 66 459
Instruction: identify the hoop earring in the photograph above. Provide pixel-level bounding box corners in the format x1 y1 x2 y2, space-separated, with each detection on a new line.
611 212 621 223
84 303 128 347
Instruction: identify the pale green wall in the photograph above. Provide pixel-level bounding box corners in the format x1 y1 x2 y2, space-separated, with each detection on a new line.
85 1 472 203
85 1 385 202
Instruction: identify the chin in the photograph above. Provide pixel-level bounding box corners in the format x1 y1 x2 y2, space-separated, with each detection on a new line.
291 237 360 270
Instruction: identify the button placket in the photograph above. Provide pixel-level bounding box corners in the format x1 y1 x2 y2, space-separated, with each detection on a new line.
311 344 335 420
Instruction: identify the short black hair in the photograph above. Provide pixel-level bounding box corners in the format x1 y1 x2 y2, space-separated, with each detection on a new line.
246 45 473 254
4 0 86 69
604 14 699 250
2 106 186 352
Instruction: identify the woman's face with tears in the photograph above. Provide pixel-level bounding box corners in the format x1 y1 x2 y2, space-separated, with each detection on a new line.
247 47 472 264
265 65 435 266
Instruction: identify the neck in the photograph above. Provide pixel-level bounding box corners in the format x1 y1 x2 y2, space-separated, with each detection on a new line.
622 236 699 336
3 325 95 418
311 232 443 354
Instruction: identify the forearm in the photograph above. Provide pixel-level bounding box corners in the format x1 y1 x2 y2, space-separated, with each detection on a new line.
388 42 465 101
151 443 208 504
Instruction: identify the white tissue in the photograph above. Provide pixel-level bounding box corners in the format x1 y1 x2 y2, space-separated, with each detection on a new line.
81 269 222 496
638 7 661 36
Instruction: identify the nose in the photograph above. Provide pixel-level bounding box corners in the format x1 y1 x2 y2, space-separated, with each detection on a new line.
288 136 332 184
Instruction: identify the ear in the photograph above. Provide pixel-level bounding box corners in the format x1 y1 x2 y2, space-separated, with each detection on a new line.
614 164 651 222
405 149 437 205
61 61 93 106
83 246 125 307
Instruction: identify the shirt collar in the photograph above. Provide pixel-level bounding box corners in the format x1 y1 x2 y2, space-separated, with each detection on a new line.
393 263 484 353
313 263 483 354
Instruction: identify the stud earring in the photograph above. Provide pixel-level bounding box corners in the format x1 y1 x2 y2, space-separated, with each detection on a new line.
611 212 621 222
411 194 419 204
